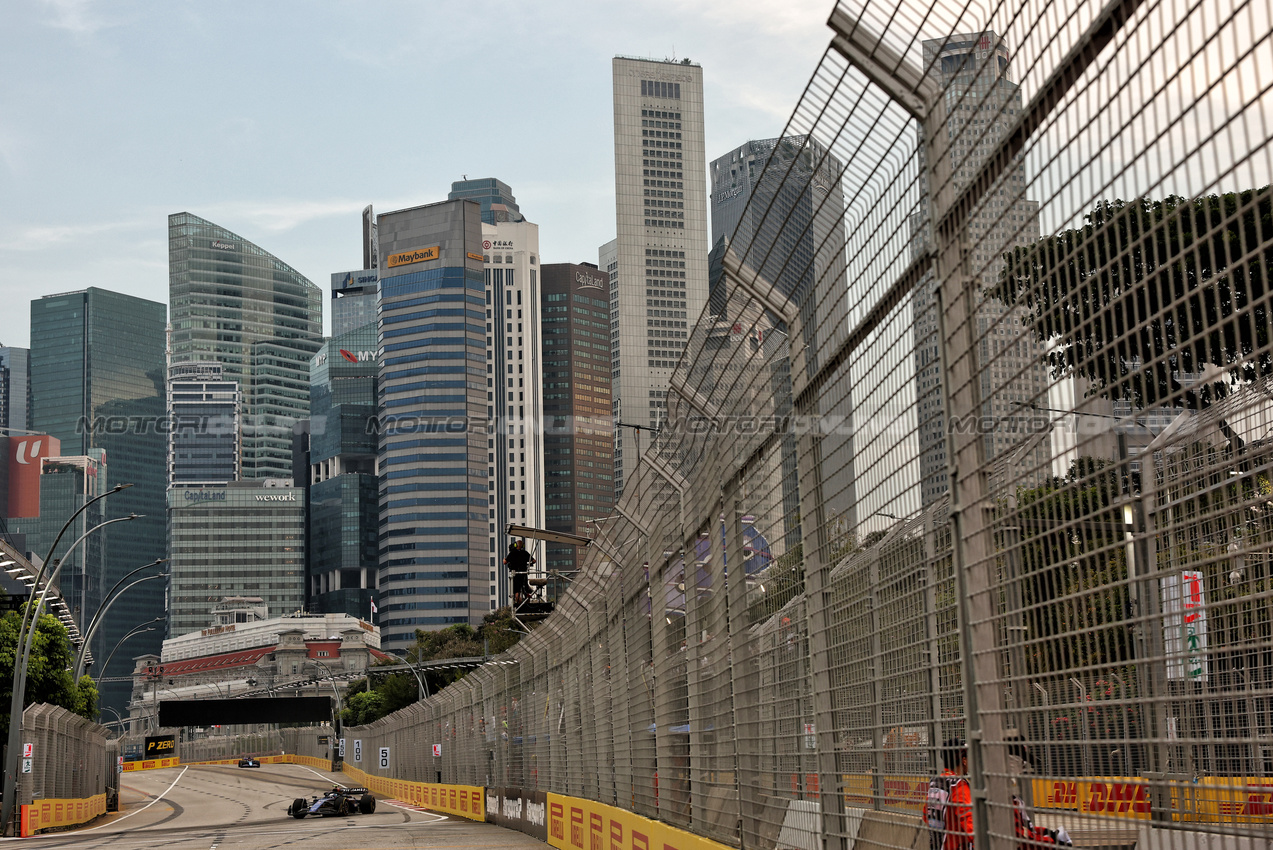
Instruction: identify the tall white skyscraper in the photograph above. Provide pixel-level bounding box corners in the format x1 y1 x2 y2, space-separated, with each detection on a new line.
610 56 709 496
482 217 546 607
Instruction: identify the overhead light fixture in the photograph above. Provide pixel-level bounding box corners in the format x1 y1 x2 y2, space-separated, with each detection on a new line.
506 524 591 547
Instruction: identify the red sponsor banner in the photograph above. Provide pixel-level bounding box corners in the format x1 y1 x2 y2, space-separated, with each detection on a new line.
590 812 604 850
9 435 59 517
551 801 566 841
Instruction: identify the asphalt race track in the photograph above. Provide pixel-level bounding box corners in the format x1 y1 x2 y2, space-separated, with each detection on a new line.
13 763 545 850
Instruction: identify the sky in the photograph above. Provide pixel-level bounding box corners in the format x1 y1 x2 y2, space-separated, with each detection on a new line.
0 0 835 348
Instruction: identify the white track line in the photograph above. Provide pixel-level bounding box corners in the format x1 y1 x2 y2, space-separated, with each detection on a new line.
2 766 189 840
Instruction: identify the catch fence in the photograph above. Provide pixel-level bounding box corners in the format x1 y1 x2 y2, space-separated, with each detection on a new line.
343 1 1273 848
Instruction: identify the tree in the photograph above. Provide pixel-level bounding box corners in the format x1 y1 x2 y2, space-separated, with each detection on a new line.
1013 458 1131 674
996 189 1273 409
340 608 524 727
0 608 99 732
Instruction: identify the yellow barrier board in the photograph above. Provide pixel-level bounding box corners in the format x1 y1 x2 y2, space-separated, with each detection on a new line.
1030 776 1273 825
122 756 179 772
837 773 1272 826
20 793 106 836
341 764 485 821
547 793 736 850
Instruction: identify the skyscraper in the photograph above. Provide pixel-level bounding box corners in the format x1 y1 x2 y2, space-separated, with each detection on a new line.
482 215 546 608
709 136 855 535
376 200 489 650
307 323 379 619
610 56 709 495
912 33 1047 505
541 263 615 593
0 346 30 432
330 269 380 338
28 287 167 714
168 213 323 481
449 178 523 224
167 480 306 636
168 362 240 485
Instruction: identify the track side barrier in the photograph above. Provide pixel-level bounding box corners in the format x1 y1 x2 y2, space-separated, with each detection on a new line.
19 794 106 837
546 793 736 850
341 764 485 821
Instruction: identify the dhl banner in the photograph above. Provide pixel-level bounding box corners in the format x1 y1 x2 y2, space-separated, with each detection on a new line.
837 772 1273 826
122 756 179 772
1032 776 1273 825
341 764 485 821
21 793 106 837
546 793 736 850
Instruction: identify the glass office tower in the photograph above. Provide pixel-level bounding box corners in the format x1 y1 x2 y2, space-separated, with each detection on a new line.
29 288 167 714
168 480 306 636
376 200 489 651
540 262 615 597
448 178 523 224
0 346 30 432
168 362 240 485
168 213 323 480
308 323 379 619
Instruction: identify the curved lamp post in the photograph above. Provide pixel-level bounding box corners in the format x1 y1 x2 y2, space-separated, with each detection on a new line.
372 654 429 701
2 487 135 834
98 617 166 680
305 661 344 770
74 562 168 680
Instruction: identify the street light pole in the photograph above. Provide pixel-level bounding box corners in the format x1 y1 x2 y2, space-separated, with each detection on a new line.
74 558 166 679
373 655 429 700
75 568 168 680
2 483 132 836
97 617 166 688
305 661 343 771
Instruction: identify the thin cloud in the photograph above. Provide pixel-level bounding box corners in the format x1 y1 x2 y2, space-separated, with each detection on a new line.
0 218 150 252
40 0 116 35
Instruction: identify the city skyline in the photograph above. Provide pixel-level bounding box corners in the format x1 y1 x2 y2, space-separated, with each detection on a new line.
0 1 832 349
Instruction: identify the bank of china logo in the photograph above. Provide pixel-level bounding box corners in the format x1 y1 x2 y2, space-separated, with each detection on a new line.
483 240 492 250
15 439 41 464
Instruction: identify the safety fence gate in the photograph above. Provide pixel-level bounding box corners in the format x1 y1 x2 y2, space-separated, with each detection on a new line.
342 2 1273 849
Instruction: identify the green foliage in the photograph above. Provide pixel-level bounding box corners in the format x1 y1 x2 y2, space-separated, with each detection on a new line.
997 189 1273 408
0 607 99 731
341 608 524 727
340 690 385 727
1014 458 1131 673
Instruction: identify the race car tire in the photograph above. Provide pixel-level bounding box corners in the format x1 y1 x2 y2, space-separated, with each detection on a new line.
291 799 307 819
337 798 349 817
359 795 376 814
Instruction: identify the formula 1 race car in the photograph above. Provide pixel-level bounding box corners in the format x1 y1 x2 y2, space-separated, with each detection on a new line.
237 757 261 768
287 785 376 818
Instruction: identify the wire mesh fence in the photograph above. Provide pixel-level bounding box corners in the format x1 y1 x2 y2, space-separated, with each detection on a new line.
335 1 1273 848
15 704 116 811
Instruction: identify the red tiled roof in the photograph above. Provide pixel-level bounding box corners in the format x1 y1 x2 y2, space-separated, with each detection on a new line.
155 647 273 676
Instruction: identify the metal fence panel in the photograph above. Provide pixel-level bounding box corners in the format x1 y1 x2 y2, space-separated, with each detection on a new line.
333 4 1273 849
